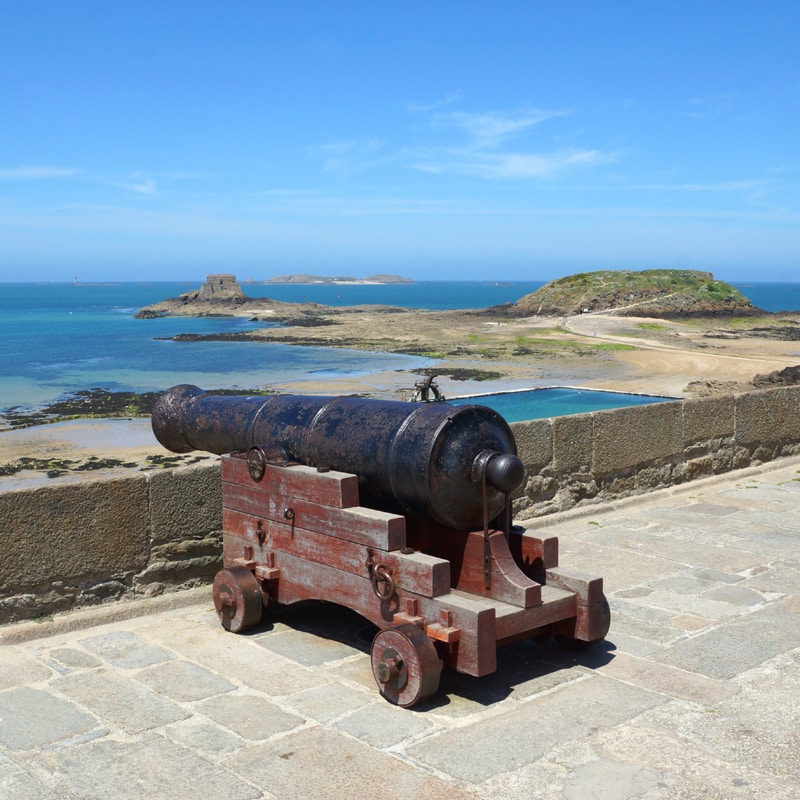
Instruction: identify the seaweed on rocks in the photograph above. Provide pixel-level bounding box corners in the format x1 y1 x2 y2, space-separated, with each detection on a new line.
1 387 276 430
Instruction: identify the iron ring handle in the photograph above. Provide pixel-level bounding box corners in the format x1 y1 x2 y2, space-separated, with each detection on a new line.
370 564 396 601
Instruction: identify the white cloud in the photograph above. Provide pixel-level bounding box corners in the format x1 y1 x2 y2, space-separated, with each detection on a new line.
0 165 79 180
415 148 617 180
637 179 775 192
432 108 568 146
310 103 615 182
121 176 157 194
406 90 464 113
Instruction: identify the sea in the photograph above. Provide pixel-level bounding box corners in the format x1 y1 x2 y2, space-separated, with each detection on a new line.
1 279 799 416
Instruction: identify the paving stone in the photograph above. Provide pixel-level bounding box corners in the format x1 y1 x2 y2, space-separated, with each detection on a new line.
45 646 102 670
0 687 98 749
135 659 236 701
685 503 739 517
704 585 766 606
741 561 800 595
636 589 745 620
433 650 587 718
78 630 175 669
666 647 800 781
254 628 360 666
600 631 664 658
0 755 60 800
0 649 52 689
656 596 800 679
553 542 685 593
599 708 800 798
606 609 678 644
163 719 245 757
53 669 189 733
196 691 304 740
571 527 760 574
49 733 261 800
406 675 665 782
333 701 438 748
670 612 713 632
561 758 666 800
594 652 737 705
323 652 376 690
147 616 329 696
283 681 373 723
693 567 745 584
648 572 724 596
224 725 481 800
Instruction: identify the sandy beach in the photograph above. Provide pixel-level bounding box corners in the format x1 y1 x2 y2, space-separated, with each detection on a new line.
2 306 799 489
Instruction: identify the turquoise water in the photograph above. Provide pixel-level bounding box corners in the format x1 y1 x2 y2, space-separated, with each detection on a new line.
1 279 797 414
449 388 672 422
0 281 541 412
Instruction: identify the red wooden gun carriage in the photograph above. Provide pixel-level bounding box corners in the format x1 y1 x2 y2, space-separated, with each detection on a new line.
153 385 610 707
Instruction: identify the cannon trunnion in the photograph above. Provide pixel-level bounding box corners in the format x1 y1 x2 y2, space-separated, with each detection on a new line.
153 385 610 707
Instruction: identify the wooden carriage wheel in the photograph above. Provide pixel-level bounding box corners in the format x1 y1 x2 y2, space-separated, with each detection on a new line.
212 566 264 633
370 623 441 707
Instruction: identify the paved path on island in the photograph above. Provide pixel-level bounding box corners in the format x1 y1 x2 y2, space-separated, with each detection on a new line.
2 456 800 799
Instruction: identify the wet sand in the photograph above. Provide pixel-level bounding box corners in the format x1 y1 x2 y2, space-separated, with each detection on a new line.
2 307 799 489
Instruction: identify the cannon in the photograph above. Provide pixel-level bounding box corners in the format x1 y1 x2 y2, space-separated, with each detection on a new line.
153 385 610 707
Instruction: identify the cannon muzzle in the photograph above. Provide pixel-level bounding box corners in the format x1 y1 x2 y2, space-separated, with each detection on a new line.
152 384 524 530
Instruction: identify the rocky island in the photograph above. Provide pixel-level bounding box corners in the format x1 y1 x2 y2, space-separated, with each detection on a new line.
132 270 800 400
5 268 800 481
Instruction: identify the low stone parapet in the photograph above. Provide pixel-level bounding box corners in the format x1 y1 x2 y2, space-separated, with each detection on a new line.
0 464 222 625
511 385 800 517
3 384 800 624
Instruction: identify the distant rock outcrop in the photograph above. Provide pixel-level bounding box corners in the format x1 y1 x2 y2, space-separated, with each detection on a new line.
135 274 249 318
516 269 761 319
686 364 800 397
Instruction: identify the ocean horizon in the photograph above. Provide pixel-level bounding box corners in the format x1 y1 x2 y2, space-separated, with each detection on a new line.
2 279 799 416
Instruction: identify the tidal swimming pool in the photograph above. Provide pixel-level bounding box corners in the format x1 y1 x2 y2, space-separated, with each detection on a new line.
448 387 673 423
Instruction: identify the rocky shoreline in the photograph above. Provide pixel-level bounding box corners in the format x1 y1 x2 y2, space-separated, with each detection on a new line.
4 271 800 481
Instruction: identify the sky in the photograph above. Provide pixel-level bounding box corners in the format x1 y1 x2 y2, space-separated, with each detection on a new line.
1 1 798 283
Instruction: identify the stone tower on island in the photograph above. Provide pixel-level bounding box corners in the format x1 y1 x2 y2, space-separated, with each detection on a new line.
198 274 243 300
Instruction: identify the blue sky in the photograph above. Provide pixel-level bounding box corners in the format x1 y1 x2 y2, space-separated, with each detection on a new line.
1 1 798 283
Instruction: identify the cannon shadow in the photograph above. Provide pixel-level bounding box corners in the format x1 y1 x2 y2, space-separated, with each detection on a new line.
242 598 616 710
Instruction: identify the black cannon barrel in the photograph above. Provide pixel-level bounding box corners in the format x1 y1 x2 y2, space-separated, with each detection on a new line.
151 384 524 530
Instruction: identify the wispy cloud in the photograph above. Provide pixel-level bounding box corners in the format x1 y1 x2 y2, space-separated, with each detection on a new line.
313 139 395 176
314 104 617 181
413 148 617 179
684 93 741 120
431 108 568 147
412 107 618 179
118 174 157 194
0 165 80 180
406 90 464 114
636 178 775 192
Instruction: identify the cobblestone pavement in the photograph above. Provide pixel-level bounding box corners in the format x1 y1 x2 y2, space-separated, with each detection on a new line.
2 456 800 799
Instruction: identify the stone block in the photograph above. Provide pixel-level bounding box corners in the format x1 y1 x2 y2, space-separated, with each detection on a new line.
147 463 222 546
0 687 98 749
734 386 800 449
552 413 593 473
0 475 149 594
635 462 675 491
510 418 553 473
682 395 735 448
592 401 682 475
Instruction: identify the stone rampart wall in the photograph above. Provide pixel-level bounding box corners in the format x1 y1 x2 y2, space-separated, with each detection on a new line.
0 464 222 625
2 385 799 624
511 385 800 517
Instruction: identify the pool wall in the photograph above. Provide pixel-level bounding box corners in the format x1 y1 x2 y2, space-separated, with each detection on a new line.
2 384 800 627
510 384 800 518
